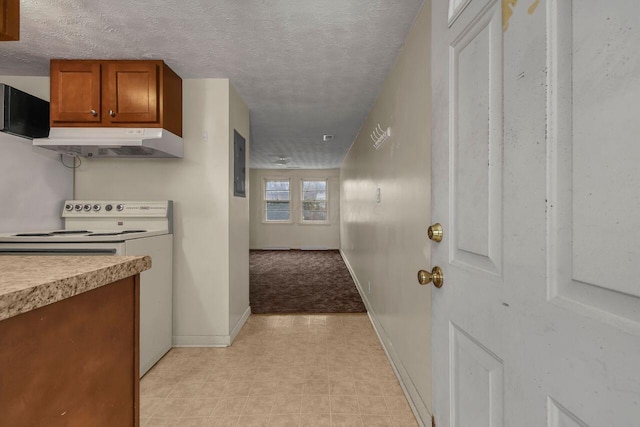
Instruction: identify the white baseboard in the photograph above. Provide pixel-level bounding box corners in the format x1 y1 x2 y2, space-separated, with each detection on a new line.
140 343 172 377
230 306 252 343
340 250 431 427
252 247 340 250
172 306 252 347
172 334 231 347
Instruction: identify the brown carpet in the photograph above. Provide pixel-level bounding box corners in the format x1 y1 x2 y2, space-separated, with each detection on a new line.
249 250 367 314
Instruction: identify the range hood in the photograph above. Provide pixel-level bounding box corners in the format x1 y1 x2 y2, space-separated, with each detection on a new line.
33 127 183 158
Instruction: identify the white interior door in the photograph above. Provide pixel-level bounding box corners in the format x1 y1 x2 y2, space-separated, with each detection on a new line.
430 0 640 426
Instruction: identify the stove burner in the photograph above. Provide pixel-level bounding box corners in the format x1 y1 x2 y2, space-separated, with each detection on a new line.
14 233 53 237
50 230 91 235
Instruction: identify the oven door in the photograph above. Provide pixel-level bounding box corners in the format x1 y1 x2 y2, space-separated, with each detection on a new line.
0 242 126 255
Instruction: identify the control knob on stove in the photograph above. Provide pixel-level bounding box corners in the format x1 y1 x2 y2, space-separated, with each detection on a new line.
64 203 73 212
83 204 92 212
93 204 101 212
116 204 125 212
105 204 113 212
74 204 82 212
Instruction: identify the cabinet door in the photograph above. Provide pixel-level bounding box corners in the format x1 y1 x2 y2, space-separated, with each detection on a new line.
0 0 20 41
0 276 139 426
105 62 159 124
50 61 102 124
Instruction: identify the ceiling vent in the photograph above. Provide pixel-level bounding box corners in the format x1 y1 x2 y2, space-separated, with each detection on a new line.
323 134 334 142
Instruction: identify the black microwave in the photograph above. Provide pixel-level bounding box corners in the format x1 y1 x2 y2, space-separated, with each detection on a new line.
0 84 50 139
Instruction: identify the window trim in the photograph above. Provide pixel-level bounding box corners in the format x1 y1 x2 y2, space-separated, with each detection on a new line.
263 177 292 224
300 178 329 225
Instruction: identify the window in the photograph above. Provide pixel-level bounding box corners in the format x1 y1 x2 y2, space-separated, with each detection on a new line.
264 179 291 221
301 179 328 222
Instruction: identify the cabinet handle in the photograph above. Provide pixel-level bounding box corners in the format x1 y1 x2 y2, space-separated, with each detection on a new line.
109 110 116 117
90 109 97 117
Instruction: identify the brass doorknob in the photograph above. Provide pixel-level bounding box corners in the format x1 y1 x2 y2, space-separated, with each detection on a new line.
427 223 443 242
418 266 444 288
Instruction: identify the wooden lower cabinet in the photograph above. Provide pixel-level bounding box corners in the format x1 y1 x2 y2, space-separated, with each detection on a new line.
0 275 140 427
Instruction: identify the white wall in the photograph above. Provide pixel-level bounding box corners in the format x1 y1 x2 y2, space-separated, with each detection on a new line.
228 83 251 338
340 4 433 423
75 79 250 346
250 168 340 249
0 77 73 232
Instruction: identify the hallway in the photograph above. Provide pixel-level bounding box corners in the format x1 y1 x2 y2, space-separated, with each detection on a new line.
140 314 419 426
249 251 366 314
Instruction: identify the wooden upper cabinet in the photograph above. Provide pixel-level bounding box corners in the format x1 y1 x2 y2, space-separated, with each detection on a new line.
0 0 20 41
105 62 158 124
50 61 102 123
50 60 182 137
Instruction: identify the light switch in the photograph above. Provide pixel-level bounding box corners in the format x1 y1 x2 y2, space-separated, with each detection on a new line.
376 188 381 203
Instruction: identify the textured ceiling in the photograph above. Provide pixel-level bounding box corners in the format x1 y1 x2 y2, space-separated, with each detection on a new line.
0 0 424 169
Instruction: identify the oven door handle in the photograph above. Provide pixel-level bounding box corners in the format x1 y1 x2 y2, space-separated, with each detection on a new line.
0 248 118 255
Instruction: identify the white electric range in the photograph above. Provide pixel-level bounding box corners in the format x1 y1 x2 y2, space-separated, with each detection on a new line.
0 200 174 377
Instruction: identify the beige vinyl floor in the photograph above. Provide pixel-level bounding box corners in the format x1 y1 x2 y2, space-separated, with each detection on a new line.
140 314 420 427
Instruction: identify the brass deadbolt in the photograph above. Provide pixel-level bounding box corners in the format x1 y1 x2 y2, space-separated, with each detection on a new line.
427 223 443 242
417 266 444 288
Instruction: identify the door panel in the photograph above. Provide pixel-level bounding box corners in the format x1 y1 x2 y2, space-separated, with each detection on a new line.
450 323 503 427
547 0 640 326
450 1 503 274
432 0 640 426
547 398 589 427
